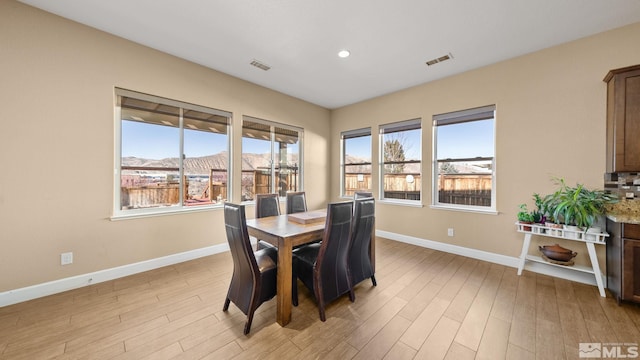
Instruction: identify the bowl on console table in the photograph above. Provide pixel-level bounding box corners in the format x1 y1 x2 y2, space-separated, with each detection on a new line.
539 244 577 262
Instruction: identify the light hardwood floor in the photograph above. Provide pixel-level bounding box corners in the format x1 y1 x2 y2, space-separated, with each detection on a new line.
1 237 640 360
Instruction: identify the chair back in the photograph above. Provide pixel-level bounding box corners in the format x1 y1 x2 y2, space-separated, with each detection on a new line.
286 191 308 214
349 197 376 286
315 201 354 303
354 191 373 200
224 203 260 314
256 193 280 218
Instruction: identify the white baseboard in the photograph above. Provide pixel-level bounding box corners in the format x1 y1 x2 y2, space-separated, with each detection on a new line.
1 232 602 308
0 243 230 307
376 230 601 288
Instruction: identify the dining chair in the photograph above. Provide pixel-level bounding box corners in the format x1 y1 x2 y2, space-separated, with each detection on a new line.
353 191 373 200
222 203 278 335
292 201 354 321
349 197 377 287
255 193 280 250
286 191 308 214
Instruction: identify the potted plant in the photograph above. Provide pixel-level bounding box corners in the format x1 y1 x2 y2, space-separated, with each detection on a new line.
539 192 563 236
531 193 545 223
517 203 536 231
549 178 617 239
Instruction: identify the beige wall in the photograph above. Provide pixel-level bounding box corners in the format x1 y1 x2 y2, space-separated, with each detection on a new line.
0 1 330 292
3 0 640 295
330 22 640 268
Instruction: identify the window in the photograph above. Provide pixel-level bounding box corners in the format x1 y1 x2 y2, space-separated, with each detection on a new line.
341 128 372 197
379 119 422 202
432 105 496 211
115 89 231 216
241 116 302 201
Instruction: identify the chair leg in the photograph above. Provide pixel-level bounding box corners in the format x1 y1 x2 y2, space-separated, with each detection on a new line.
371 275 377 286
292 279 299 307
318 303 326 322
223 297 231 311
348 288 355 302
244 311 255 335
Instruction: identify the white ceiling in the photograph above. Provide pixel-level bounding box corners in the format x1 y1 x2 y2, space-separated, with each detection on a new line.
18 0 640 109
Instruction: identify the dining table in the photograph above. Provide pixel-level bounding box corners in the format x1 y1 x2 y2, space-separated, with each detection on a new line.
245 210 326 326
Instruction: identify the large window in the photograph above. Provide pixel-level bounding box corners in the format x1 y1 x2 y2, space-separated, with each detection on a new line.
432 105 496 211
341 128 372 197
115 89 231 216
379 119 422 202
241 116 302 201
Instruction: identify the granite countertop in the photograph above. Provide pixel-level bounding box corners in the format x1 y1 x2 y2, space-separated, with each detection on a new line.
605 200 640 224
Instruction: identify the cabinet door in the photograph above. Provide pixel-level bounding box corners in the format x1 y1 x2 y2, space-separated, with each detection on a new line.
622 239 640 302
607 67 640 172
606 220 622 301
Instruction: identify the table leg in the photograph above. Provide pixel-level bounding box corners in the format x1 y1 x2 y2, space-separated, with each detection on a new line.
586 242 606 298
276 238 293 326
517 233 531 275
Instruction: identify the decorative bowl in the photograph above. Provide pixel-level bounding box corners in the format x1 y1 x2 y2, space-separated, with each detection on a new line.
539 244 577 262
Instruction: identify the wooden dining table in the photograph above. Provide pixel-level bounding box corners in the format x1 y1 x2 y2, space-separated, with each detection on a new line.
245 211 326 326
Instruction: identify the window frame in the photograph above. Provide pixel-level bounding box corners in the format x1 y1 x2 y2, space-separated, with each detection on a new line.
340 127 372 198
241 115 304 202
431 105 497 213
378 118 422 205
113 88 232 219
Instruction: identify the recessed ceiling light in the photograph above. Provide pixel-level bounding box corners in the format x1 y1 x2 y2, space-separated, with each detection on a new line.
338 50 350 58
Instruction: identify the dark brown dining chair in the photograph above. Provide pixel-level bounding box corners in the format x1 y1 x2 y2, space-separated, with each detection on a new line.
292 201 354 321
349 197 377 287
255 193 280 250
353 191 373 200
286 191 308 214
222 203 278 335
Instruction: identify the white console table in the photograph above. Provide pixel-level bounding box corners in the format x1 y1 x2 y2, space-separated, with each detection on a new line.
515 222 609 297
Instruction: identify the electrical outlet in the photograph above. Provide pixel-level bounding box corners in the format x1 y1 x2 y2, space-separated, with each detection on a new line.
61 252 73 265
447 228 454 237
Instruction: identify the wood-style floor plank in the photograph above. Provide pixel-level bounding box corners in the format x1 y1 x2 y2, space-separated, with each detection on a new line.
413 315 460 360
1 237 639 360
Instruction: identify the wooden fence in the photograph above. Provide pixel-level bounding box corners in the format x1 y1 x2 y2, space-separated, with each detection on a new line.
438 174 492 206
344 173 491 205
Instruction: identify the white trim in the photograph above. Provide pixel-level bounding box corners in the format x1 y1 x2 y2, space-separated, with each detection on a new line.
429 204 498 215
376 230 602 288
2 230 603 307
0 243 231 307
378 199 424 208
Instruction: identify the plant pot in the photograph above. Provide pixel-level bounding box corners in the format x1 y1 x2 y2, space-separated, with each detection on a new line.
585 226 602 241
563 225 582 240
519 221 533 232
546 222 563 236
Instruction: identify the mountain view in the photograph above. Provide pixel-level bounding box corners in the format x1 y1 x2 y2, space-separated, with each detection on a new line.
122 152 299 175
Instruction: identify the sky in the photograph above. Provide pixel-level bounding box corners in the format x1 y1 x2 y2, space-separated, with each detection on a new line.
345 119 494 160
122 120 295 159
122 118 494 160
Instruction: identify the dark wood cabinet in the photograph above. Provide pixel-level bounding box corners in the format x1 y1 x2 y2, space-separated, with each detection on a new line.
604 64 640 173
623 238 640 303
606 219 640 303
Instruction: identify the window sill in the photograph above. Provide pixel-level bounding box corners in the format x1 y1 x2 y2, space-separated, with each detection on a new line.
429 204 498 215
111 204 222 221
378 199 424 208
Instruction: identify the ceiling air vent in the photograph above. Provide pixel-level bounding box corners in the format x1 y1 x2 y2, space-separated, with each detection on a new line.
426 53 453 66
250 59 271 71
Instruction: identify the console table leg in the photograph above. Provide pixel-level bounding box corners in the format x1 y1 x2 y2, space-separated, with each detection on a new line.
586 242 606 297
517 233 531 275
